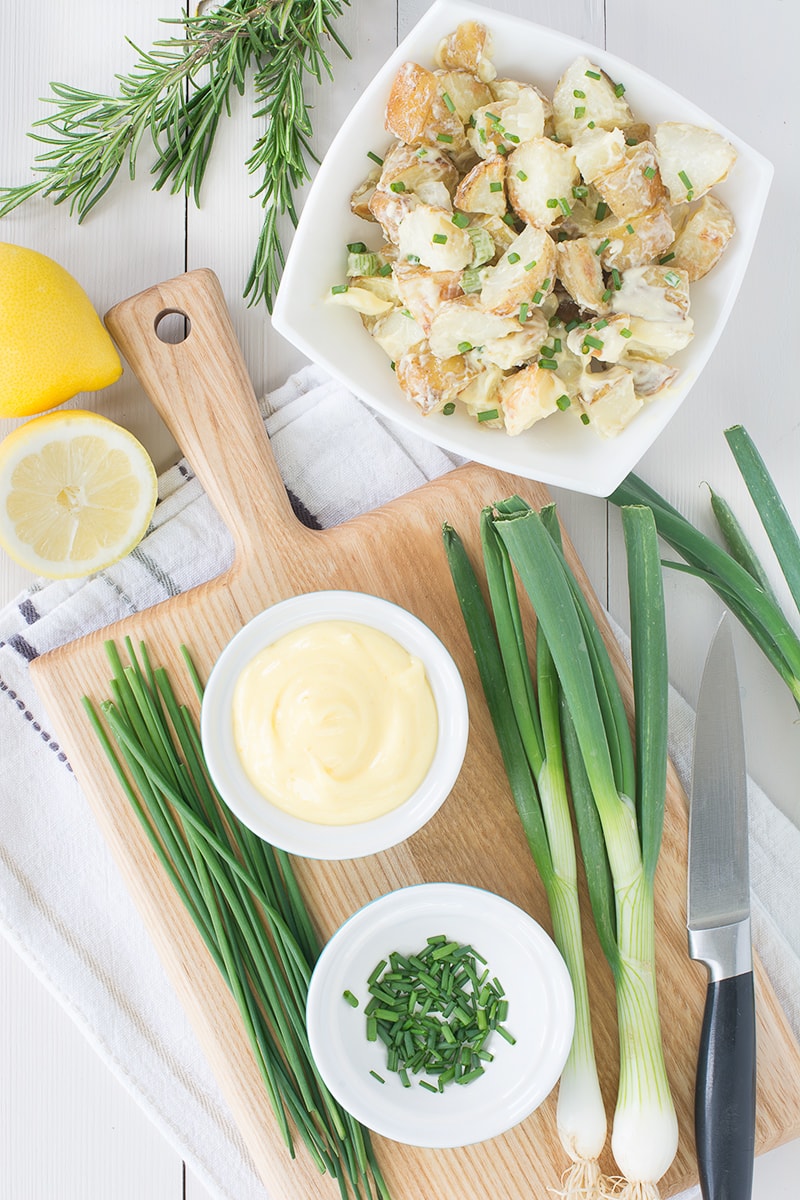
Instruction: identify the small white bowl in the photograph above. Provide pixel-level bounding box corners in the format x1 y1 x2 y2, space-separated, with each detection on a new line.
306 882 575 1148
200 591 468 859
272 0 773 498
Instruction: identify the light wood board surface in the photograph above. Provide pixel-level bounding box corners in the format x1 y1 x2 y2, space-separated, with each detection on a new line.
28 268 800 1200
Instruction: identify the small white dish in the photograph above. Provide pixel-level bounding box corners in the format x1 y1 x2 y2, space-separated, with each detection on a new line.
200 591 468 859
306 882 575 1148
272 0 773 497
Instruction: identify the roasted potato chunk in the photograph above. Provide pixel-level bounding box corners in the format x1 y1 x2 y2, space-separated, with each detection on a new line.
654 122 737 204
396 349 478 414
669 195 736 281
385 61 465 149
506 138 580 228
397 204 474 271
592 141 667 220
454 157 507 217
552 56 635 145
392 264 463 334
435 21 496 82
500 363 565 436
556 238 610 315
480 223 557 317
579 365 642 437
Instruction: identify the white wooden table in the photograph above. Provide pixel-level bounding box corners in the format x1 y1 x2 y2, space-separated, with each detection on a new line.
2 1 799 1195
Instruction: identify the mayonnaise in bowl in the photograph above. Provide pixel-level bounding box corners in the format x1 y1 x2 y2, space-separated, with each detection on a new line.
201 591 469 859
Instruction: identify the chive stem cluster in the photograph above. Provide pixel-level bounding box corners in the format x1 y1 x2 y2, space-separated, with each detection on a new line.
352 936 513 1093
83 639 389 1200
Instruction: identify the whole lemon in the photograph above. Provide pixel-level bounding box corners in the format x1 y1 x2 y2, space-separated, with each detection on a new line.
0 242 123 419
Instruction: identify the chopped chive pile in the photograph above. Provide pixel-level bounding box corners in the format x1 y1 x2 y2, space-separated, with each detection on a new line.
358 937 512 1092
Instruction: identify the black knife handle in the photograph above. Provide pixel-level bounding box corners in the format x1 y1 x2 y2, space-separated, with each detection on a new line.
695 969 756 1200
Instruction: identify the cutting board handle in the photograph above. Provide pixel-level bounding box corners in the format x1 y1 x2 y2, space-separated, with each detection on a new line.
105 269 303 562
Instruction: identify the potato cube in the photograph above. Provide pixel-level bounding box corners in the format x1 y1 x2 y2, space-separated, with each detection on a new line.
579 365 642 437
397 204 474 271
435 21 496 82
654 122 737 204
506 138 580 228
428 296 519 358
552 56 635 145
593 142 667 220
480 223 557 317
392 264 463 334
455 157 507 217
500 363 565 435
385 61 465 149
556 238 610 315
669 195 736 280
396 349 478 414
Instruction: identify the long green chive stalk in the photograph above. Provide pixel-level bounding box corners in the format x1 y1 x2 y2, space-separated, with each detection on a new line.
83 638 389 1200
609 425 800 709
490 502 677 1198
443 508 607 1197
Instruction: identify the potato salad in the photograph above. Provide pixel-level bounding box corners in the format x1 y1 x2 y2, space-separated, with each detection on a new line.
331 20 737 440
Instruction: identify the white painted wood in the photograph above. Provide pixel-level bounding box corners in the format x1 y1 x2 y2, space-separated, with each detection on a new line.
2 0 800 1196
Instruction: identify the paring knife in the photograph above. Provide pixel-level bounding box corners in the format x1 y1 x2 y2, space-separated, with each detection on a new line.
688 614 756 1199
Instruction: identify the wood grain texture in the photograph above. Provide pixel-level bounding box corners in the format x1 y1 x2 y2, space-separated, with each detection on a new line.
28 269 800 1199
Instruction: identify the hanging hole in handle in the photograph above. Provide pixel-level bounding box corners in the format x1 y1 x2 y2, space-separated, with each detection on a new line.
154 309 192 344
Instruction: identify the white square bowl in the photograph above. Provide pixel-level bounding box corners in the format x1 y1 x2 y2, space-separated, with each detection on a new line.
272 0 773 497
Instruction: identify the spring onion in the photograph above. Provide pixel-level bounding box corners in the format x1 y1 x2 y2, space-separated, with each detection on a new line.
84 640 389 1200
609 425 800 708
490 502 678 1197
443 507 607 1194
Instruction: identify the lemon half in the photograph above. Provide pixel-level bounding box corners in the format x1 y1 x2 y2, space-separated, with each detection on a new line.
0 410 158 579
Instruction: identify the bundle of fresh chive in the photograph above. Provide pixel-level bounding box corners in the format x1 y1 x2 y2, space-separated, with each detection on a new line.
83 638 389 1200
444 498 677 1198
356 936 513 1093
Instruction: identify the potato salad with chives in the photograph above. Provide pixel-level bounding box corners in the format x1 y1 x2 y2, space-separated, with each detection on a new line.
330 20 737 440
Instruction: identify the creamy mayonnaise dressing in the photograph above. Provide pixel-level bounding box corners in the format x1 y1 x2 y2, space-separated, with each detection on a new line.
232 620 438 825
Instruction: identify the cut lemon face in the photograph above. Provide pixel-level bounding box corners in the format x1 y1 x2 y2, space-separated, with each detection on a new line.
0 410 158 579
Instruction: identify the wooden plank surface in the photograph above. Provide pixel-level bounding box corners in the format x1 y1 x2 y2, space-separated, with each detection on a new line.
28 269 800 1199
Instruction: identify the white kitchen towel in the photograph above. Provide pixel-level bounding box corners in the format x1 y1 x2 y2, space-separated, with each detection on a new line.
0 363 797 1200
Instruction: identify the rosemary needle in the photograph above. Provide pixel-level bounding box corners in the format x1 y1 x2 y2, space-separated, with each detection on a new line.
0 1 352 310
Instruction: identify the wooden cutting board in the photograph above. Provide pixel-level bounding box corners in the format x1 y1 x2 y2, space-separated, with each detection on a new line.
30 269 800 1198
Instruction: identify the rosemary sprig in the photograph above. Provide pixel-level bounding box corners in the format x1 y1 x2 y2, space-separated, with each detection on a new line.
0 0 351 309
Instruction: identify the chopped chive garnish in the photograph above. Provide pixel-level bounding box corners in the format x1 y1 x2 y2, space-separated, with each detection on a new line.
516 169 528 181
331 283 348 294
452 211 470 228
643 165 656 179
583 335 604 351
565 318 580 332
508 252 520 264
347 241 367 253
497 144 508 156
533 290 544 305
556 393 571 410
626 223 635 234
594 318 609 330
389 180 406 193
620 327 633 338
502 212 517 227
585 69 602 79
587 120 596 129
573 88 586 99
664 270 681 287
519 302 529 322
611 267 622 290
558 197 572 216
678 169 693 191
457 342 473 354
442 401 456 415
546 197 559 208
367 150 383 165
378 262 393 277
581 412 591 424
343 989 359 1007
416 147 428 157
595 238 610 255
489 181 503 193
572 184 589 199
626 136 639 146
601 289 612 303
541 277 551 289
486 111 501 123
506 133 520 144
574 106 586 119
524 259 537 271
539 358 558 370
437 132 454 144
658 251 676 264
369 1070 386 1084
406 254 420 264
432 233 448 244
478 409 499 422
442 91 455 112
595 201 608 220
478 127 487 143
614 82 626 97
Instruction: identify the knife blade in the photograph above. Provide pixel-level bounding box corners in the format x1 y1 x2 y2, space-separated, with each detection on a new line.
688 613 756 1200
